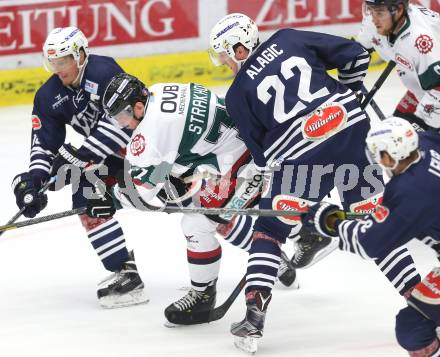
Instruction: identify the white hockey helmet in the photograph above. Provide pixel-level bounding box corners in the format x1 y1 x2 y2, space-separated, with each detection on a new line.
209 13 259 66
366 117 419 169
43 27 89 72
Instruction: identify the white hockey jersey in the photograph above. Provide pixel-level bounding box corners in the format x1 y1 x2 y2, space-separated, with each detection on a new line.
358 5 440 127
115 82 247 206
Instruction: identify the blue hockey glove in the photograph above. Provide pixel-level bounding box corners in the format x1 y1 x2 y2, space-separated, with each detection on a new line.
301 202 346 238
50 143 95 190
12 172 48 218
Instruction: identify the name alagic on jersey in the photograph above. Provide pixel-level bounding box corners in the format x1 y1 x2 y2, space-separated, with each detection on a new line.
246 44 284 80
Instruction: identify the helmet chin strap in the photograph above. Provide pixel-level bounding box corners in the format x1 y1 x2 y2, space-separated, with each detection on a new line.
388 6 406 37
71 55 89 88
230 42 260 67
383 150 421 177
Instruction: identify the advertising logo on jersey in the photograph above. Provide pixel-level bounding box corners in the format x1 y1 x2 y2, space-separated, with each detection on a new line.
395 54 413 71
31 115 42 130
302 103 347 141
130 134 146 156
371 204 390 223
272 195 312 225
349 194 383 215
415 34 434 54
85 80 99 95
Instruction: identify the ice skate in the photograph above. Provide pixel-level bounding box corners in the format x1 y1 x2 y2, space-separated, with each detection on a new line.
277 250 299 288
231 290 271 354
164 281 216 326
291 228 338 269
97 251 148 308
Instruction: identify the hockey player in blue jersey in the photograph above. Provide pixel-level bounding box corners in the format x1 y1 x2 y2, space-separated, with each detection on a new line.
209 13 421 353
302 117 440 356
10 27 147 308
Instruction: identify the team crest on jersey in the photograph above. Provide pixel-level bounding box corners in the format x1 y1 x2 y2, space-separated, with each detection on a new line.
415 34 434 54
302 103 347 140
395 54 413 71
371 204 390 223
130 134 146 156
31 115 42 130
349 194 383 215
272 195 312 225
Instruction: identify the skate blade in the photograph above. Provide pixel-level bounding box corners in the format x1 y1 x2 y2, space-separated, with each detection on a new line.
298 236 339 269
99 289 149 309
163 320 186 328
234 336 259 355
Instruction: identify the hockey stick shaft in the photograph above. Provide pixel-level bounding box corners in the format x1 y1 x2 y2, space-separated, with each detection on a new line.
362 84 386 120
361 60 396 110
0 176 56 237
369 98 386 120
208 274 247 322
0 205 363 233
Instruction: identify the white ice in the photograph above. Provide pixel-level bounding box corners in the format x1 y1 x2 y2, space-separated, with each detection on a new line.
0 71 435 357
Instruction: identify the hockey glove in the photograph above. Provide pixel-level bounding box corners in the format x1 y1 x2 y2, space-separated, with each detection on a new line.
86 189 118 218
301 202 346 238
12 172 48 218
50 143 95 190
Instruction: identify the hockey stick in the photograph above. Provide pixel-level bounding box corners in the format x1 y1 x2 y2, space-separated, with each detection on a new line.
0 176 56 237
166 274 247 325
360 60 396 110
188 252 298 323
362 84 386 120
369 97 386 120
207 274 246 322
0 206 363 233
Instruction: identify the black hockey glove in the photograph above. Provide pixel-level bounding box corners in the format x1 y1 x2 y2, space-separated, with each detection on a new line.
301 202 346 238
86 190 117 218
11 172 48 218
355 91 364 104
50 143 95 190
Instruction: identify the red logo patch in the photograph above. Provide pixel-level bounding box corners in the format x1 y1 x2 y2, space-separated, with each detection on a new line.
395 54 413 71
31 115 42 130
47 48 56 56
130 134 146 156
371 205 390 223
272 195 312 225
415 34 434 54
350 194 383 214
302 103 347 140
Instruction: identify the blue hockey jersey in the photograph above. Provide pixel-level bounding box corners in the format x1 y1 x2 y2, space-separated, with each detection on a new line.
225 29 370 168
29 54 132 180
338 132 440 259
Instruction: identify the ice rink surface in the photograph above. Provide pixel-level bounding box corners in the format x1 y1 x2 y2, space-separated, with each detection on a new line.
0 71 435 357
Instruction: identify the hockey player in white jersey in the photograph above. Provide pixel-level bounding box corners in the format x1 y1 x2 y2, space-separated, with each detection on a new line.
86 73 298 325
358 0 440 130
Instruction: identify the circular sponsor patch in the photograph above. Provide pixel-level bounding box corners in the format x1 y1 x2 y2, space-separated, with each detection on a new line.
130 134 146 156
302 103 347 140
415 34 433 54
